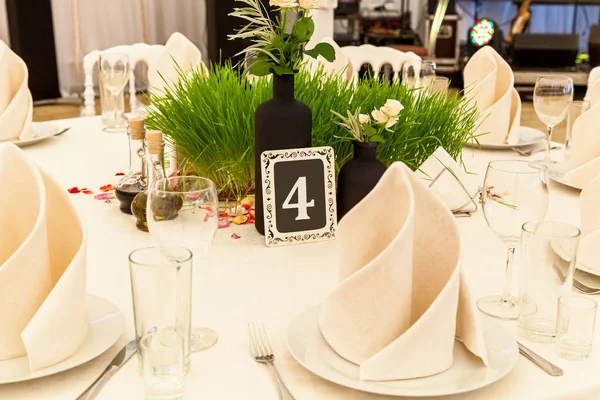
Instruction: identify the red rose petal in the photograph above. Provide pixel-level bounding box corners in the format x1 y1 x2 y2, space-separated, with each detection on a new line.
219 218 230 229
241 203 251 210
100 184 115 192
115 172 125 176
94 193 115 200
231 233 241 239
104 199 112 203
83 190 94 195
68 187 81 194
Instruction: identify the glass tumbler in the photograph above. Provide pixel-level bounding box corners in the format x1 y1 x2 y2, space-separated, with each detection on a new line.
557 295 597 361
129 246 193 372
99 73 127 132
140 330 185 400
519 221 581 342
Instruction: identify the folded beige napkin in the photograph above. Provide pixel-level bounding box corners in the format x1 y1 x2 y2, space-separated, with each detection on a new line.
577 176 600 272
0 143 87 371
319 162 488 381
463 46 521 146
148 32 206 94
0 40 33 141
564 104 600 188
417 147 479 212
589 78 600 108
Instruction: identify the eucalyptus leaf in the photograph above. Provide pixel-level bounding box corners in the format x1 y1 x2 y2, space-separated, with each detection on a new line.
248 60 272 76
292 17 314 42
304 43 336 62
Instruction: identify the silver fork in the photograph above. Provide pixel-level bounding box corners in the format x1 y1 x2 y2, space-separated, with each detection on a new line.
512 145 559 157
552 263 600 295
248 322 295 400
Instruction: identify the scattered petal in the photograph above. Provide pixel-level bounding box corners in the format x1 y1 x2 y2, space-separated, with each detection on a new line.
100 184 115 192
229 205 248 216
231 233 241 239
68 187 81 194
241 203 251 210
241 196 254 207
83 190 94 195
233 215 249 225
94 193 115 200
219 210 229 218
219 218 230 229
115 172 125 176
104 199 112 203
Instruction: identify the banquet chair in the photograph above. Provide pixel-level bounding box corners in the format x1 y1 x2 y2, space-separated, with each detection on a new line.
82 43 165 117
303 37 352 81
340 44 421 82
584 66 600 104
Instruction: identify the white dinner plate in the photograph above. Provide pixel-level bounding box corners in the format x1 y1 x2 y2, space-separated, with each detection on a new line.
548 169 584 191
465 126 546 150
287 305 518 398
2 122 64 148
0 294 124 384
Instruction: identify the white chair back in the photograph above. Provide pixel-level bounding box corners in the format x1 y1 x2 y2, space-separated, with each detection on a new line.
303 37 351 81
340 44 421 82
82 43 165 117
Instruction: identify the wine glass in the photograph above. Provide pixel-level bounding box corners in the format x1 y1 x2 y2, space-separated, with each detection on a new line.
147 176 220 352
99 53 130 132
402 60 436 90
533 76 574 166
479 160 549 320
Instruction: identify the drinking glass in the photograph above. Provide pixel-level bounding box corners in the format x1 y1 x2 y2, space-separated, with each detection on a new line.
99 53 130 132
402 60 436 90
519 221 581 342
430 76 450 97
533 76 574 166
99 72 126 132
479 161 549 320
140 330 185 400
129 246 192 372
147 176 219 352
556 295 597 361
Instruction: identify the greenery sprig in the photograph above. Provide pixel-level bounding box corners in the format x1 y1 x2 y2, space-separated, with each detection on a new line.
332 99 405 143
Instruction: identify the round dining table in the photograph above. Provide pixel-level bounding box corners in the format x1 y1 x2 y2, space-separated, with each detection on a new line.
0 116 595 400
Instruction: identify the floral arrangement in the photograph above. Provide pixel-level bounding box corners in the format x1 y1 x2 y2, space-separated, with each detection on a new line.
331 99 405 143
229 0 336 76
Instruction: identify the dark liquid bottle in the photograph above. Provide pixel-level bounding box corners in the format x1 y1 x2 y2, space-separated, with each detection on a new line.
116 118 146 215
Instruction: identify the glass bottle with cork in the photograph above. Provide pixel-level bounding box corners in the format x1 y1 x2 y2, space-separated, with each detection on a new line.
131 130 166 232
115 118 146 214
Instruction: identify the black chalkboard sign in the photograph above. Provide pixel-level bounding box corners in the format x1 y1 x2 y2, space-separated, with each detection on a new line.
261 146 337 247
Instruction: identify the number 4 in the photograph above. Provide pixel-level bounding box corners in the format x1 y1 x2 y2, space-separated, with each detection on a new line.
282 177 315 221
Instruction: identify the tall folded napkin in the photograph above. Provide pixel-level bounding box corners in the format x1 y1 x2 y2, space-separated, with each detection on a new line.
0 40 33 141
417 147 479 212
148 32 206 93
319 162 488 381
563 104 600 188
463 46 521 146
577 176 600 271
589 78 600 108
0 143 87 371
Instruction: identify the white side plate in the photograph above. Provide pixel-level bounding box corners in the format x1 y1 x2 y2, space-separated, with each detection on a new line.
0 294 124 384
3 122 63 148
466 126 546 150
287 305 518 398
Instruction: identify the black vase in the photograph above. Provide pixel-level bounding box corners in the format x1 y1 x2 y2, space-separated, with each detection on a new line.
337 141 387 221
255 73 312 235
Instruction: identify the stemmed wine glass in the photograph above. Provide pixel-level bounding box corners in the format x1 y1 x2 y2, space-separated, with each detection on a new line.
479 160 549 320
147 176 220 352
99 53 130 132
533 76 574 166
402 60 436 90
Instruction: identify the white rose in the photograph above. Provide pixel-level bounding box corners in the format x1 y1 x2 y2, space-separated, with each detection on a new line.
270 0 299 7
371 109 389 125
299 0 320 8
386 117 399 129
381 99 404 118
359 114 370 124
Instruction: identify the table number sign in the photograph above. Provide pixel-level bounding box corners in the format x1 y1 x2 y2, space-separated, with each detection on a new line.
261 146 337 247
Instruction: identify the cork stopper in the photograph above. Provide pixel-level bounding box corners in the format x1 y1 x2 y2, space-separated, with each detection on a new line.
146 130 163 155
129 118 145 140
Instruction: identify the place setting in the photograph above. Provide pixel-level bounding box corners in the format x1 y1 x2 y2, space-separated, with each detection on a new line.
2 0 600 399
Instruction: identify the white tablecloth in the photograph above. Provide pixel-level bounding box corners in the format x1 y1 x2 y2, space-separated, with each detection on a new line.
0 117 596 400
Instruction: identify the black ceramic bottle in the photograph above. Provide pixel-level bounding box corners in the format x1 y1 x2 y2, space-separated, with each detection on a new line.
254 73 312 235
337 141 387 221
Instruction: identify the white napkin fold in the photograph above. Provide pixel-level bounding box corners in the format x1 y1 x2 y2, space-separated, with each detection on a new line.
417 147 479 212
319 162 488 381
0 143 87 371
564 104 600 188
463 46 521 146
0 40 33 141
148 32 206 94
578 176 600 273
589 78 600 108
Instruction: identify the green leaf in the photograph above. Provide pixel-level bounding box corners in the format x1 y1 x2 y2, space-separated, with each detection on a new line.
248 60 272 76
271 65 295 75
369 135 386 143
363 124 376 138
304 43 336 62
292 18 315 42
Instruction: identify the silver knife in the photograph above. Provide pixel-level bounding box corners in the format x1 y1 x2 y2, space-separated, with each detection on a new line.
77 339 137 400
518 341 563 376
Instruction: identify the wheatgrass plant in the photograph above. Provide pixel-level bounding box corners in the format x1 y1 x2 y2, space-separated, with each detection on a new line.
145 63 479 199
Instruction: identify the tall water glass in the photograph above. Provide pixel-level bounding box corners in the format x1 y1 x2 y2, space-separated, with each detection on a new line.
557 295 597 360
519 221 581 342
479 161 549 320
99 53 130 132
140 330 185 399
99 73 126 132
402 60 436 90
129 246 192 372
147 177 219 352
533 76 574 166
